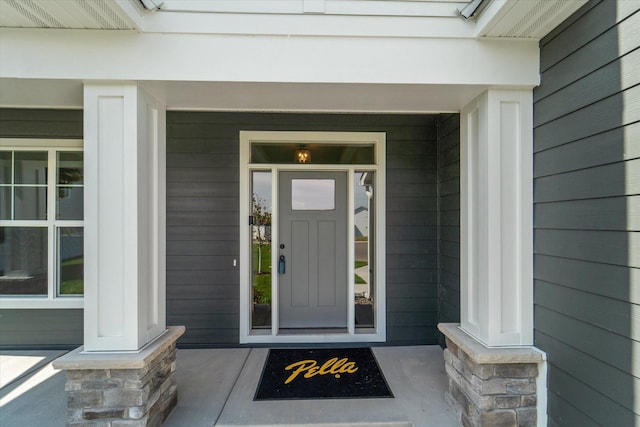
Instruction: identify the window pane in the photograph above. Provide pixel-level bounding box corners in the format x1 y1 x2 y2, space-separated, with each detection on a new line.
355 171 375 329
0 151 11 184
291 179 335 210
57 187 83 220
251 171 272 329
59 227 83 296
14 187 47 220
57 152 83 185
14 152 47 184
0 227 48 295
0 187 10 220
14 187 47 219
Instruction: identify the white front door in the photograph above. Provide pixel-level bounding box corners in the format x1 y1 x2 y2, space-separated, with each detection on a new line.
278 171 348 328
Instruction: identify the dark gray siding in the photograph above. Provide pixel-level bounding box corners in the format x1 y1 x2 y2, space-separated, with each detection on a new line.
0 109 83 139
0 108 84 349
385 115 439 345
436 113 460 347
0 309 83 349
166 112 440 346
533 1 640 426
166 113 240 347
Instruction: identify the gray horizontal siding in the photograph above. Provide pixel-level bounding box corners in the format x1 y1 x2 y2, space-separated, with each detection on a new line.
166 113 239 347
0 108 83 139
535 196 640 231
535 47 640 127
534 1 640 425
0 309 83 349
535 3 640 100
534 158 640 202
536 330 637 427
535 229 640 268
385 120 439 345
534 254 640 304
0 108 83 349
436 113 460 345
534 121 640 178
166 112 440 347
534 83 640 153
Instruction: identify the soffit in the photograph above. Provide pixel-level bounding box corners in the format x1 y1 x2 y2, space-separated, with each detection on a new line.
0 0 589 40
0 0 139 30
477 0 589 39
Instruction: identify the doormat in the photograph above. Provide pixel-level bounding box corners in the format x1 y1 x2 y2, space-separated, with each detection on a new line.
254 348 393 400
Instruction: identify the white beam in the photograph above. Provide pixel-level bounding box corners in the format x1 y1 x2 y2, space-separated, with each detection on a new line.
0 29 539 87
0 78 491 113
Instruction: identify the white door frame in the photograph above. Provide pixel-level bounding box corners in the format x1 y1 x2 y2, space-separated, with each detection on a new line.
239 131 386 344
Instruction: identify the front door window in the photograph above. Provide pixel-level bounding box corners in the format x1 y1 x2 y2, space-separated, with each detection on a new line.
291 179 335 211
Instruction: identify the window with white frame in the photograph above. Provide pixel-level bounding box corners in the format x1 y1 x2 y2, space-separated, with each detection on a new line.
0 141 84 301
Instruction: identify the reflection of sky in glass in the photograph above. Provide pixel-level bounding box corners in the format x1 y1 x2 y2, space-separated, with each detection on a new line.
252 171 272 212
355 172 369 209
292 179 335 210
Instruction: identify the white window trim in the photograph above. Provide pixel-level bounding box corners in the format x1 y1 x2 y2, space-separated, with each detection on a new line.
239 131 386 344
0 138 84 309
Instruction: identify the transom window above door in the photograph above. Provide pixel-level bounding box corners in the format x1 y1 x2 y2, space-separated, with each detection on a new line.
251 143 375 164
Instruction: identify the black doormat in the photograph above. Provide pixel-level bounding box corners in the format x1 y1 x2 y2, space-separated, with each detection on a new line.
254 348 393 400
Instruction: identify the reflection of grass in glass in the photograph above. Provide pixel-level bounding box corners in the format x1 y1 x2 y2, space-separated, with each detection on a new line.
60 279 83 295
252 242 271 273
252 242 272 304
355 261 368 284
60 257 83 295
253 275 271 304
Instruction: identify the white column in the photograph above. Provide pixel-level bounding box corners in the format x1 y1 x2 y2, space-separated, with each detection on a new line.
84 82 166 352
460 89 533 347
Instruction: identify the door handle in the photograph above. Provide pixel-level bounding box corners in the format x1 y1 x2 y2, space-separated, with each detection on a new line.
279 255 286 274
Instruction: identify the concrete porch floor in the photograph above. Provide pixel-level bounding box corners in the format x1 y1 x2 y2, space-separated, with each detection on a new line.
0 346 461 427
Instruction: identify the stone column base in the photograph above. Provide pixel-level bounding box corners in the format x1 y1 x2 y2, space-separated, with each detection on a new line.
438 323 545 427
53 326 185 427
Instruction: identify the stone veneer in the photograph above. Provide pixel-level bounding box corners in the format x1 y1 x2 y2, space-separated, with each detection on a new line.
53 326 185 427
438 323 545 427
